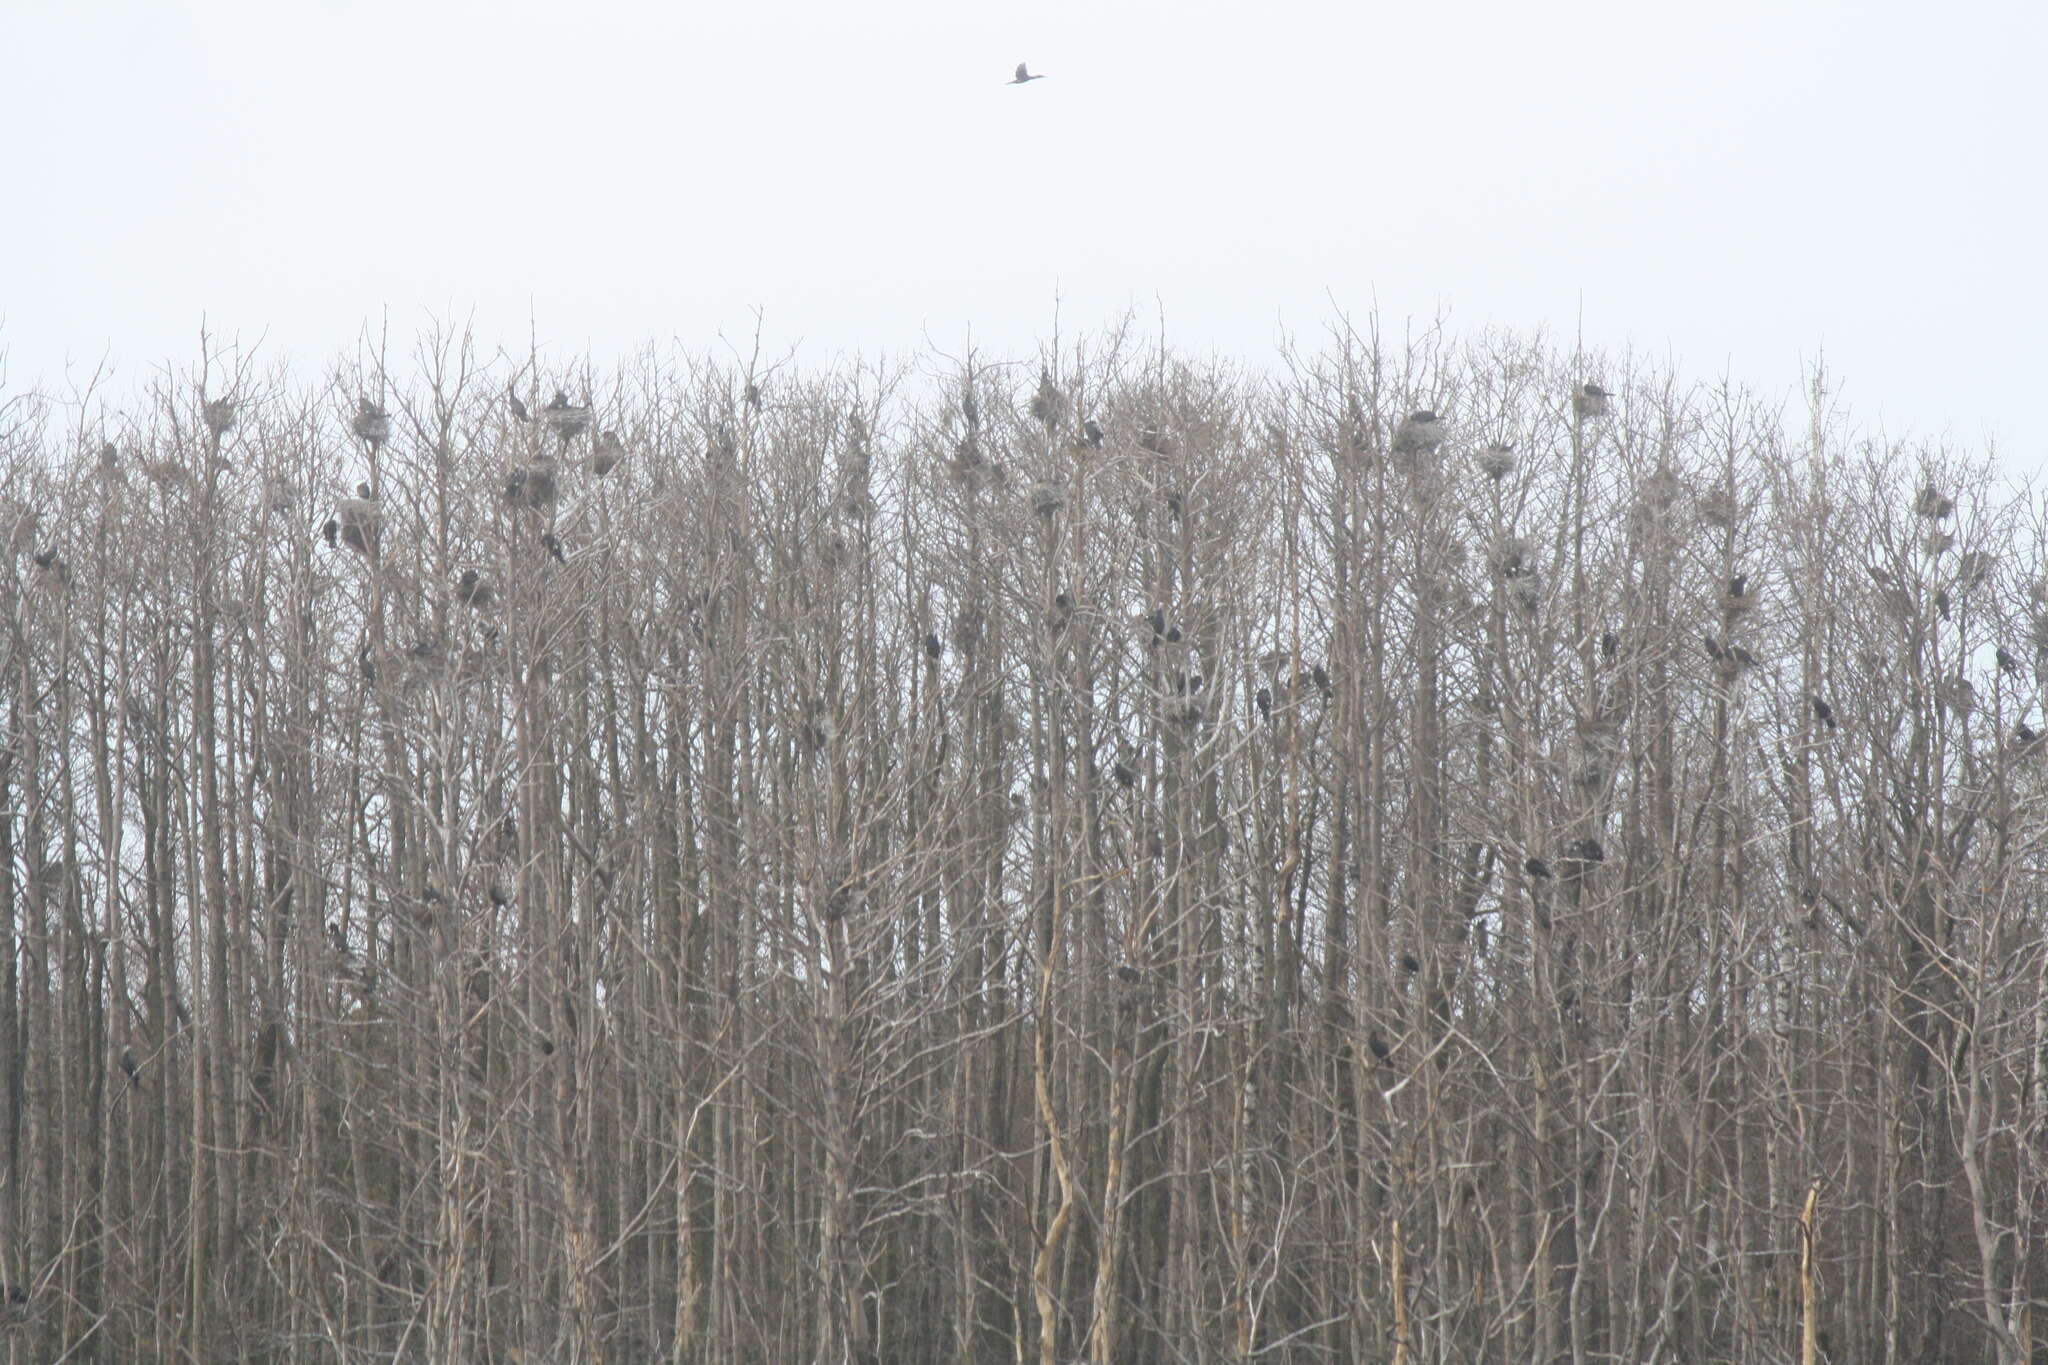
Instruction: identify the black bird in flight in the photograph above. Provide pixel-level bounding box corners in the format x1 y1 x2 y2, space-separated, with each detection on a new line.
1009 62 1046 84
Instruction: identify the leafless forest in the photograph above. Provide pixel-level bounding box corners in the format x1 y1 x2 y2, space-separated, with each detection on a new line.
2 320 2045 1363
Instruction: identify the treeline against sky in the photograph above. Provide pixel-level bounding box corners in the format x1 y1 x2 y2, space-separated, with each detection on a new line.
1 319 2045 1362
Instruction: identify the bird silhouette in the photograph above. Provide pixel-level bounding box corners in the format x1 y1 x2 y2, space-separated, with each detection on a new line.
1810 694 1837 729
1524 856 1552 880
1113 760 1137 788
1572 383 1611 420
1009 62 1046 84
924 632 942 661
1367 1031 1391 1063
507 387 529 422
591 430 625 475
457 570 495 609
1997 646 2022 676
1081 419 1105 449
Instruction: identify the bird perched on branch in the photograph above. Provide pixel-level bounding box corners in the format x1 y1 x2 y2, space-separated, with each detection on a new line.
1572 383 1611 420
1009 62 1046 84
1810 693 1837 729
507 387 530 422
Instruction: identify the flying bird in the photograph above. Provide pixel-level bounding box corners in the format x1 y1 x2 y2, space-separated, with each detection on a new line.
1009 62 1046 84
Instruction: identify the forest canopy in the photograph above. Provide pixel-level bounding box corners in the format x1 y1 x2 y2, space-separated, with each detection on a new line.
1 318 2044 1363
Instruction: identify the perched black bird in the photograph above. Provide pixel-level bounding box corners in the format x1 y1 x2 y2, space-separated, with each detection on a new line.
1701 635 1725 662
1572 383 1610 420
1082 419 1105 449
1729 645 1760 670
1997 646 2022 677
924 631 942 661
1601 630 1618 660
1255 687 1272 718
1367 1031 1391 1063
327 920 351 957
358 647 377 684
1147 608 1167 638
1810 693 1837 729
119 1044 140 1081
1567 837 1605 865
1311 664 1330 691
1728 573 1747 598
1116 964 1141 985
1400 952 1421 975
2017 723 2040 747
541 532 566 564
1008 61 1046 84
1524 856 1553 880
1113 760 1137 788
507 387 530 422
488 881 511 908
961 390 980 430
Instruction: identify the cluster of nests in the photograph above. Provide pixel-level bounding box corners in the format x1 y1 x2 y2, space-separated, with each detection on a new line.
322 391 629 600
1392 382 1614 483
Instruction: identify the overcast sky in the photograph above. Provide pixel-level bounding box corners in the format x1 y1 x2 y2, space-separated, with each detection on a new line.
6 0 2045 470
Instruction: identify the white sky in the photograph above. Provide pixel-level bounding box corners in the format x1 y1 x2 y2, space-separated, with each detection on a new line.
6 0 2045 471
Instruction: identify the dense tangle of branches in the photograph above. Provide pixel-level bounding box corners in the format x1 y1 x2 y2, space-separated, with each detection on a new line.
0 318 2044 1363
